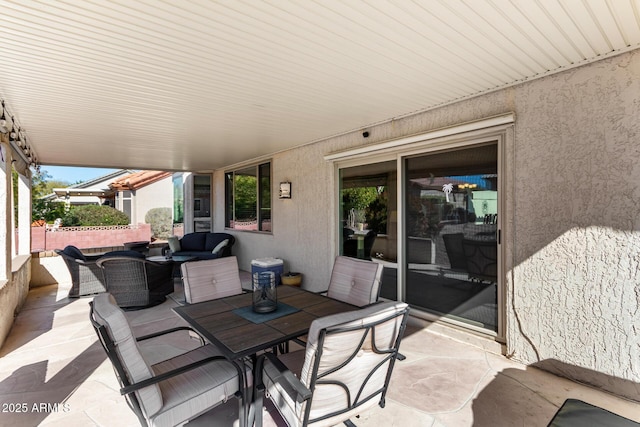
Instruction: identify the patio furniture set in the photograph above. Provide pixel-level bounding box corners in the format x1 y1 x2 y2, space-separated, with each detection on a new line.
89 254 410 427
55 232 235 309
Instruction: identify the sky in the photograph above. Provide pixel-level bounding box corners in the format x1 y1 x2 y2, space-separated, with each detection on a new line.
41 166 121 184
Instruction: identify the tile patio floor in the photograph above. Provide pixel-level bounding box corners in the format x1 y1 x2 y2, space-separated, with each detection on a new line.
1 280 639 427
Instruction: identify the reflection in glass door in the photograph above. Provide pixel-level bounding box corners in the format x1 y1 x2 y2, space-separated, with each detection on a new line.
405 144 498 332
339 161 398 300
193 175 211 232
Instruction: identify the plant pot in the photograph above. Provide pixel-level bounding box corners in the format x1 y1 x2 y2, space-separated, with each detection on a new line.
281 272 302 287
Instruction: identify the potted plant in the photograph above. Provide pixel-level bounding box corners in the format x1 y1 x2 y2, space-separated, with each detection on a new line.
281 272 302 287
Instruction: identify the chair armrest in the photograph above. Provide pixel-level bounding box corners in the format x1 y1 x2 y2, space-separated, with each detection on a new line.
256 352 312 403
75 257 99 266
120 354 232 395
135 326 199 342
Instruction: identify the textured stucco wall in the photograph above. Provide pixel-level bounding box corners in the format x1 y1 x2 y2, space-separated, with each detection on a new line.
133 177 173 225
0 256 31 350
213 49 640 399
509 51 640 398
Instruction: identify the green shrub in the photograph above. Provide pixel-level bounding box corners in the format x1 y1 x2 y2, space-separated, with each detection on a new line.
62 205 130 226
145 207 172 239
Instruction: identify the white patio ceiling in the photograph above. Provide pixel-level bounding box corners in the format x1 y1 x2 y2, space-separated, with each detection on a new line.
1 0 639 172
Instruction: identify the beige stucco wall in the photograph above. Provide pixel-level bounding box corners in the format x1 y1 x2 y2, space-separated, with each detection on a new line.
0 256 31 350
213 49 640 399
132 176 173 225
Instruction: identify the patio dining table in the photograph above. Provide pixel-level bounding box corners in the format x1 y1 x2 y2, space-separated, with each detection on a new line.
172 285 358 426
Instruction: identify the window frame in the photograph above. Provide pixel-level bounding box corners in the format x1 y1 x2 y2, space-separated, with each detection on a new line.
225 161 272 233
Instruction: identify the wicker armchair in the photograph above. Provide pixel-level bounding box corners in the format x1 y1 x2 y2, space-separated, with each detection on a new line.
55 245 107 298
96 253 174 309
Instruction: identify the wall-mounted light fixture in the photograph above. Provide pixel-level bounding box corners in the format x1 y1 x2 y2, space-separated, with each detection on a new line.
279 182 292 199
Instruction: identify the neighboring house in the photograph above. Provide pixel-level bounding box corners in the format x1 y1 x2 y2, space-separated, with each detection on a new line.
44 169 135 208
44 169 173 225
109 170 173 225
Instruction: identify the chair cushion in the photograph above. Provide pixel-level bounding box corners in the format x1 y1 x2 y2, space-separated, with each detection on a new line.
167 236 181 252
92 294 163 417
180 233 207 251
300 302 408 426
211 239 229 255
204 233 231 252
101 250 146 259
327 256 383 307
181 257 243 304
149 344 242 427
63 245 86 261
173 251 221 260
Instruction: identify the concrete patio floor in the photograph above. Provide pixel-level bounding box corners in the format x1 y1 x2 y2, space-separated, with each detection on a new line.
1 280 639 427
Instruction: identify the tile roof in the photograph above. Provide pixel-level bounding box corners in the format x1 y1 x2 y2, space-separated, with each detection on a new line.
109 171 172 191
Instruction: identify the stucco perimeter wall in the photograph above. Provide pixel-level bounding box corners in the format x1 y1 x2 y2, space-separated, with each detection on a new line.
213 50 640 399
0 256 31 350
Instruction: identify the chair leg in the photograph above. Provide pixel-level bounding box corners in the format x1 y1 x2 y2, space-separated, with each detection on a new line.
254 385 264 427
397 352 406 361
344 419 357 427
278 341 289 354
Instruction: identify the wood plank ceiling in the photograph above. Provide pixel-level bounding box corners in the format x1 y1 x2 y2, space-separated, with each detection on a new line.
1 0 639 172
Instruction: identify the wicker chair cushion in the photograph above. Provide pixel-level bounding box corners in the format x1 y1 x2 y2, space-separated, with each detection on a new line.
327 256 383 307
101 250 146 259
181 257 243 304
167 236 181 252
180 233 207 251
204 233 231 252
62 245 86 261
92 294 163 417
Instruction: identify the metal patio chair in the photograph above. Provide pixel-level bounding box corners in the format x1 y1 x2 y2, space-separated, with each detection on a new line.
254 301 410 427
90 293 248 427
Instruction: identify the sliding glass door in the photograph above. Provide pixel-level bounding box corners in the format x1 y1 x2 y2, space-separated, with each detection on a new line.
336 142 501 334
405 143 498 332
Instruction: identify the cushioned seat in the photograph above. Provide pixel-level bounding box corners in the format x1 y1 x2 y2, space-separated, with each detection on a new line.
181 257 244 304
166 232 235 260
327 255 384 307
90 293 246 427
254 301 410 427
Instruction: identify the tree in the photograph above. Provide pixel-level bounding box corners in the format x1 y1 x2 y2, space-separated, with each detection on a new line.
31 168 68 222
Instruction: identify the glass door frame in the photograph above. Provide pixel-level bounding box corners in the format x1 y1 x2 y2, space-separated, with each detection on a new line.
330 120 511 340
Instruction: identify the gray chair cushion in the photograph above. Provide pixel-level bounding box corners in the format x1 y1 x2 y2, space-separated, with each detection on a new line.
327 256 384 307
263 301 408 427
181 257 243 304
150 345 241 427
92 293 163 417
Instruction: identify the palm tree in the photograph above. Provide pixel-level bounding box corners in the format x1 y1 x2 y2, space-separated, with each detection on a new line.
442 183 454 202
